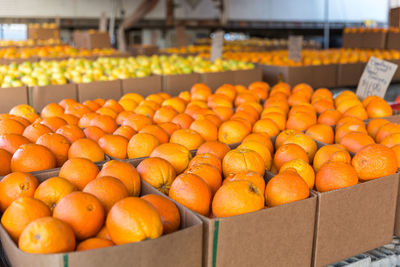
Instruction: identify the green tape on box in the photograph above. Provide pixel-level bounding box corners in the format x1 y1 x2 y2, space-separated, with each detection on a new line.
212 219 220 267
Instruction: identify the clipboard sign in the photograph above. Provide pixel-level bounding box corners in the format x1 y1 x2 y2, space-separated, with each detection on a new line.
356 56 398 99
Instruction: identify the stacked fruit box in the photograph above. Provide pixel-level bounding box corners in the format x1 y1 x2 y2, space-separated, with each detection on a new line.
0 81 399 267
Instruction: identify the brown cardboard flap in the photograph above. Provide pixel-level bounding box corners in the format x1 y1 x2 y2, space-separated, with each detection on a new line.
201 71 235 92
310 64 338 88
342 33 363 48
389 59 400 82
337 63 365 87
386 32 400 50
31 84 77 111
77 80 122 102
163 73 201 96
259 64 286 86
233 68 263 86
121 76 162 97
313 174 399 267
362 32 387 49
0 86 28 113
286 66 314 86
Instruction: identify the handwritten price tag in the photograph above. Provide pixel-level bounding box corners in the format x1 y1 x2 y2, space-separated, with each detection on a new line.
210 31 224 61
356 57 398 99
288 35 303 62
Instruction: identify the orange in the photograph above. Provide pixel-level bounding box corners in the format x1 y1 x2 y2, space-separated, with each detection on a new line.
312 88 333 101
170 129 204 150
78 112 99 128
292 83 313 99
139 125 169 144
0 119 25 135
53 191 104 240
234 91 259 107
137 157 176 194
352 144 398 180
169 173 212 216
139 100 159 111
215 84 237 100
34 176 77 211
243 133 274 154
212 180 264 217
94 98 106 106
305 124 334 144
84 126 106 142
122 113 152 132
279 159 315 189
40 117 67 132
260 112 286 131
178 91 191 102
222 148 265 177
190 83 212 101
315 162 358 192
76 238 114 251
96 107 118 119
313 144 351 172
120 93 144 104
158 122 181 137
336 116 365 129
59 98 77 109
208 94 233 109
367 118 390 139
65 103 91 118
366 99 393 118
172 113 194 129
265 169 309 207
162 97 187 113
286 112 316 131
127 133 160 159
98 134 128 159
97 160 141 196
23 123 53 143
106 197 162 244
275 129 300 149
0 134 30 154
41 103 64 118
238 141 272 170
153 106 179 124
113 125 136 140
36 133 70 167
83 100 101 111
362 95 381 107
186 163 222 195
18 217 75 253
9 104 39 123
381 133 400 147
262 106 287 117
249 85 269 100
0 148 11 176
68 138 105 162
1 197 50 242
11 144 56 172
0 172 38 211
273 143 309 171
335 122 368 143
391 144 400 168
96 226 111 240
89 115 117 134
288 93 310 106
282 133 317 161
150 143 192 174
339 132 375 153
196 141 230 159
219 119 252 144
135 105 155 119
213 106 234 122
59 158 99 190
342 105 368 120
58 114 79 126
375 123 400 143
103 99 124 113
56 125 85 143
83 176 129 212
264 99 289 114
223 171 265 194
317 109 342 126
190 118 218 141
141 194 181 234
197 113 222 127
252 118 280 137
336 99 362 114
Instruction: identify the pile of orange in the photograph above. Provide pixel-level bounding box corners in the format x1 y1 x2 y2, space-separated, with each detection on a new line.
0 159 180 253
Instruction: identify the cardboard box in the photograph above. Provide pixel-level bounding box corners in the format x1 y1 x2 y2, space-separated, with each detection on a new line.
77 80 122 102
30 84 78 111
362 32 387 49
312 174 399 266
389 59 400 82
390 8 400 28
260 65 314 87
28 28 60 40
0 167 203 267
121 76 162 97
310 64 338 88
342 32 363 48
233 68 263 86
73 31 111 50
337 62 365 87
129 45 159 56
0 86 28 113
163 73 201 96
386 32 400 50
201 71 236 92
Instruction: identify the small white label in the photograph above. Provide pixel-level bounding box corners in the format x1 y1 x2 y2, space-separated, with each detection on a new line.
356 56 398 99
288 35 303 62
210 31 224 61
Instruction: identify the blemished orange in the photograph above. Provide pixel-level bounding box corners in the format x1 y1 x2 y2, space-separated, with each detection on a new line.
18 217 75 253
367 118 390 139
366 98 393 118
59 158 99 190
56 125 85 143
190 83 212 102
98 134 128 159
11 144 56 172
313 144 351 172
352 144 398 180
158 122 181 137
141 194 181 234
122 113 152 132
127 133 160 159
0 134 30 154
113 125 136 140
0 149 11 176
106 197 163 244
139 124 169 144
68 138 105 162
78 112 99 128
1 197 50 242
97 160 141 196
238 141 272 170
212 180 264 217
83 176 129 213
265 169 309 207
242 133 274 154
275 129 300 149
169 173 212 216
381 133 400 147
375 123 400 143
189 118 218 141
315 162 358 192
186 163 222 195
22 123 53 143
222 148 265 177
279 159 315 189
339 132 375 153
36 133 70 167
83 126 106 142
0 172 39 211
40 116 67 132
252 118 280 137
196 141 230 159
273 143 309 171
137 157 176 194
223 171 265 194
150 143 192 174
53 191 104 240
282 133 317 162
41 103 64 118
34 176 77 211
305 124 334 144
317 109 342 126
170 129 204 150
76 238 114 251
89 115 118 134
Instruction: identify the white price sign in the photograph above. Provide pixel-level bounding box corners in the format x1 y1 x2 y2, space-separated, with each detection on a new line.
288 35 303 62
210 31 224 61
356 57 398 99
